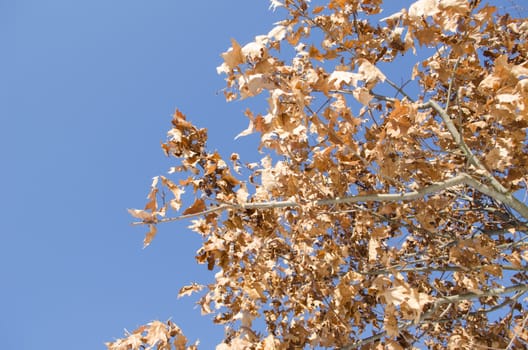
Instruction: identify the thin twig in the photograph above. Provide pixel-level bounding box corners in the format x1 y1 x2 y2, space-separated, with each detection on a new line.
133 174 470 225
134 172 528 225
433 283 528 306
339 283 528 349
418 100 528 220
445 57 461 111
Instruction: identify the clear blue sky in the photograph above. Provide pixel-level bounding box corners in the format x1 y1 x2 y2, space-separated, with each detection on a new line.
1 1 522 349
2 1 282 348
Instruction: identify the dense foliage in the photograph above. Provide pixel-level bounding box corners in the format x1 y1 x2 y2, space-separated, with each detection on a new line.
108 0 528 348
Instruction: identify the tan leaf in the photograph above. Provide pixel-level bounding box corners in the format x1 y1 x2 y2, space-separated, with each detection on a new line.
242 39 267 61
182 198 206 215
145 320 169 346
328 70 361 89
467 121 487 133
385 339 405 350
178 283 205 298
217 38 244 74
496 93 519 104
128 209 156 222
368 238 380 262
352 87 373 105
239 74 273 99
174 334 188 350
267 25 287 41
143 224 157 248
408 0 439 19
478 74 501 92
484 146 511 171
506 251 522 268
236 183 249 204
262 334 279 350
357 59 386 85
384 304 399 338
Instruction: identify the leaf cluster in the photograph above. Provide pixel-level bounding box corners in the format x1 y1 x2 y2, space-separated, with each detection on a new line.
109 0 528 349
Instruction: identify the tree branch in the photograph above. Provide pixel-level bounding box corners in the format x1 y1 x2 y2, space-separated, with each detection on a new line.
133 174 469 225
340 283 528 350
418 100 528 220
133 172 528 225
432 283 528 306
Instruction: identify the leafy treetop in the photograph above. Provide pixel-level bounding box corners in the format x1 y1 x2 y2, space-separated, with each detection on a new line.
109 0 528 349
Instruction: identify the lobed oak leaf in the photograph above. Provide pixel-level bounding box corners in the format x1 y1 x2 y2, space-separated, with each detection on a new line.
328 70 361 89
239 74 273 99
467 120 487 133
357 59 386 85
382 285 408 306
352 87 373 105
178 283 205 298
217 39 244 74
160 176 184 210
221 168 240 187
478 76 501 92
484 146 511 171
308 45 324 61
242 39 267 62
408 0 439 19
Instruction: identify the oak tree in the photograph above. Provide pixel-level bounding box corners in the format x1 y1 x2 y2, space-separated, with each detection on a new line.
108 0 528 348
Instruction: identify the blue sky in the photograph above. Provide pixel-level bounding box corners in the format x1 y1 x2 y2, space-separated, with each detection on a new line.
3 1 283 348
2 1 523 349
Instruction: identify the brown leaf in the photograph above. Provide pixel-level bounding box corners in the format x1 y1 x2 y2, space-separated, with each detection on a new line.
312 6 324 14
182 198 206 216
143 224 157 248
